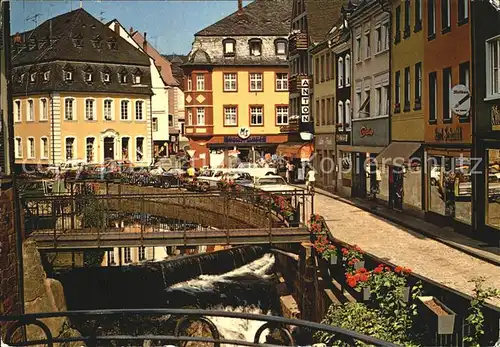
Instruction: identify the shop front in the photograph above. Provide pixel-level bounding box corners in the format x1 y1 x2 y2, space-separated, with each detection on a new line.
349 118 389 199
314 135 335 192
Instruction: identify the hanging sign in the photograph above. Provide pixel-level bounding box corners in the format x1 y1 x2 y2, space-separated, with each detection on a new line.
451 84 471 116
238 127 250 139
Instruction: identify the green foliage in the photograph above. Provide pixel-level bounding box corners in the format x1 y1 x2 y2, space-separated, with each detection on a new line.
83 250 105 267
463 277 500 347
81 195 106 228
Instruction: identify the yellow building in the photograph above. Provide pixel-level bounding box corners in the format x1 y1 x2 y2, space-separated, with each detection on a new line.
12 9 153 167
391 0 425 141
310 37 336 190
182 0 292 168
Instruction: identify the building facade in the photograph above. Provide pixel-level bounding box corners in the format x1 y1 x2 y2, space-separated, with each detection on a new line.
12 9 153 166
182 0 292 168
349 0 391 199
471 0 500 240
166 54 189 154
423 0 472 230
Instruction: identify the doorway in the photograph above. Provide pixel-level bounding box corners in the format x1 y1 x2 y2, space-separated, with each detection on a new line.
389 166 404 210
352 152 366 198
104 137 115 160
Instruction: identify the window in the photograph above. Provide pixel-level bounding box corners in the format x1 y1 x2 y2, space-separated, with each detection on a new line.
196 108 205 125
15 138 22 158
460 61 470 90
249 39 262 56
330 53 335 79
135 101 144 120
395 70 401 111
326 52 331 80
458 0 469 23
121 100 130 120
429 71 437 121
404 66 411 111
487 38 500 96
223 38 236 56
27 137 35 159
356 37 361 61
40 98 48 121
27 99 34 121
124 248 132 263
64 71 73 81
224 73 237 91
108 251 116 265
122 137 129 159
64 98 75 120
345 55 351 85
85 72 93 82
415 62 422 108
376 87 382 116
134 75 141 84
321 99 326 125
65 137 75 161
364 31 371 58
441 0 451 32
338 57 344 87
187 109 193 125
383 22 390 50
139 246 146 261
120 72 127 84
136 137 144 161
30 73 36 83
43 71 50 81
443 67 452 120
40 137 49 159
362 90 370 116
275 39 287 55
395 6 401 43
276 105 288 125
86 138 95 163
168 114 174 127
415 0 422 31
315 99 320 126
85 99 95 120
428 0 436 38
224 106 237 126
345 100 351 129
320 54 325 81
249 73 263 91
376 27 382 52
103 73 110 82
404 0 411 38
196 74 205 91
315 57 320 83
383 86 389 115
104 99 113 120
250 106 263 125
187 78 192 91
14 100 21 122
337 101 344 129
152 117 158 132
356 92 362 118
276 73 288 91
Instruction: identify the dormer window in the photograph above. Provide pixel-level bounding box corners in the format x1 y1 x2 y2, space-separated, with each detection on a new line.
64 71 73 81
85 73 93 82
103 73 110 82
249 39 262 56
119 67 128 83
274 39 287 55
223 38 236 57
43 71 50 81
17 73 24 83
30 73 36 83
133 68 143 84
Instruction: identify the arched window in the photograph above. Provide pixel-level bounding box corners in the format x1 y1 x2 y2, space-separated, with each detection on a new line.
337 101 344 129
345 100 351 130
337 57 344 87
345 54 351 86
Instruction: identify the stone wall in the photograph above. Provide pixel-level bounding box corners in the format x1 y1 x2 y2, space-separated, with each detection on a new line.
0 183 20 339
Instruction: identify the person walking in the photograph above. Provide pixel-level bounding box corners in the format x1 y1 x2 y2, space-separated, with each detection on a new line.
286 161 295 184
306 167 316 193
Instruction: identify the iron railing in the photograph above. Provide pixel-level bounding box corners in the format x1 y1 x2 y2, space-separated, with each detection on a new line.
0 308 398 346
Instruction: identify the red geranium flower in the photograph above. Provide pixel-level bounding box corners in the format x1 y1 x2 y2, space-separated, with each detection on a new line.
373 266 383 274
395 266 403 273
359 273 369 282
341 248 349 255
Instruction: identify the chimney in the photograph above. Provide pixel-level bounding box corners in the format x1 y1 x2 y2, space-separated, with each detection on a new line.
143 32 147 51
114 21 120 36
238 0 243 13
129 27 134 34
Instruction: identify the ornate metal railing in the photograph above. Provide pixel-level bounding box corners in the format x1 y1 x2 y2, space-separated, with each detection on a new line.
0 308 398 346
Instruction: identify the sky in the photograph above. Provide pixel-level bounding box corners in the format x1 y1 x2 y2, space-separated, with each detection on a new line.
11 0 252 55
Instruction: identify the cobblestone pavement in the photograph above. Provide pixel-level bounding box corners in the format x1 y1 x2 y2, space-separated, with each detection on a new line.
312 193 500 307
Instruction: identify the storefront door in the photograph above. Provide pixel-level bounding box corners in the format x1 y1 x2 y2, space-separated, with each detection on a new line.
392 168 404 210
352 152 366 198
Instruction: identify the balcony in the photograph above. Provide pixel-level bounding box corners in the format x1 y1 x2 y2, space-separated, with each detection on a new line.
288 32 308 54
288 74 309 94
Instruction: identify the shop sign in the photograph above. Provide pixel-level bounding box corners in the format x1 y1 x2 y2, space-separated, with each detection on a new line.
491 105 500 131
224 135 266 144
238 127 250 139
450 84 471 116
434 126 463 141
336 133 349 143
301 78 310 123
359 126 374 137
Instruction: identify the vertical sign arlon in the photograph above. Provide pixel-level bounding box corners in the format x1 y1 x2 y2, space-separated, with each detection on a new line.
301 78 310 122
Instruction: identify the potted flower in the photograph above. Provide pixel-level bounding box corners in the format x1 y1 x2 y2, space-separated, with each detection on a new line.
394 265 412 302
309 214 326 241
341 245 365 272
370 264 411 305
345 267 371 301
314 236 338 265
417 296 456 335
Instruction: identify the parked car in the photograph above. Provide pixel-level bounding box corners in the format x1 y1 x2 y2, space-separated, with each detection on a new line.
249 175 302 193
222 162 276 178
153 168 187 188
196 169 225 190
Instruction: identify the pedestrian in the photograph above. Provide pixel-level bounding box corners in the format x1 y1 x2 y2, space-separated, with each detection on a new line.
306 167 316 193
286 160 294 183
187 165 195 178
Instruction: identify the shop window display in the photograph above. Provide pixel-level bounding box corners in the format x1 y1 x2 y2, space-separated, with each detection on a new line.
486 149 500 230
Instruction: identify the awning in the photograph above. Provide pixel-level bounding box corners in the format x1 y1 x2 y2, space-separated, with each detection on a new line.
277 142 314 160
376 142 421 166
